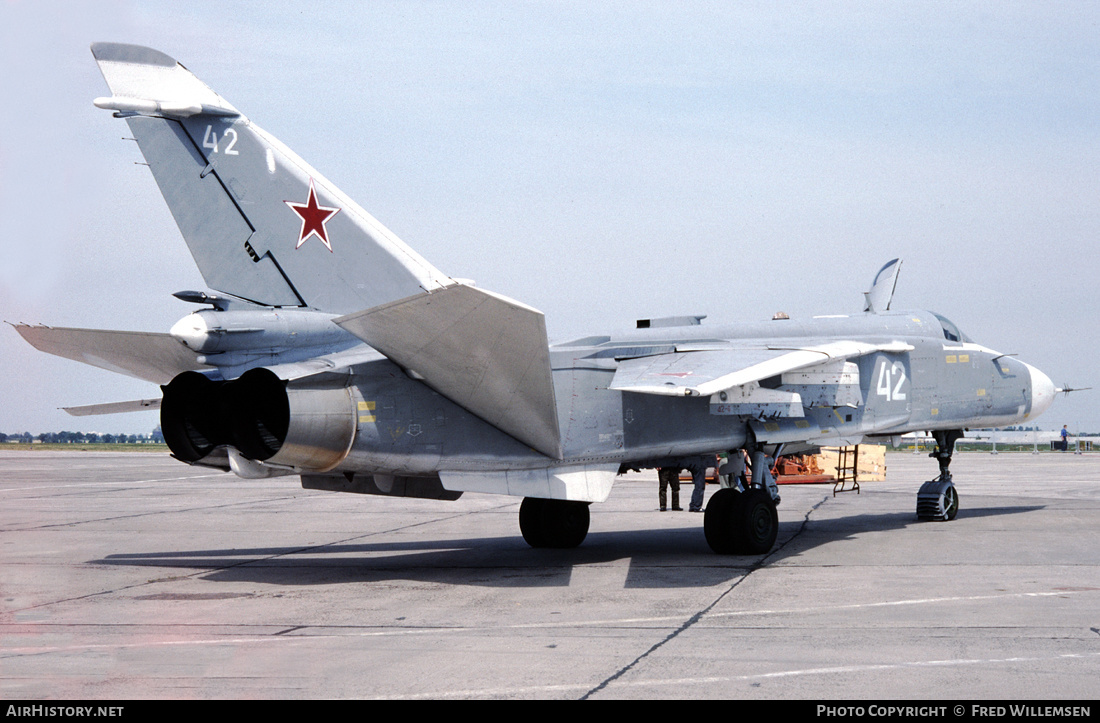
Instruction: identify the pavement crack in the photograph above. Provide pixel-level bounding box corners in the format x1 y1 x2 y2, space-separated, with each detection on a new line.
580 492 830 699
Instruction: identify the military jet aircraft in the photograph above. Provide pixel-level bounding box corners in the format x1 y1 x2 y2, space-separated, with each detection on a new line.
15 43 1058 555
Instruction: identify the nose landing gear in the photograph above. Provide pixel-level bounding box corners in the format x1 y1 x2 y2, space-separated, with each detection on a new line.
917 429 962 521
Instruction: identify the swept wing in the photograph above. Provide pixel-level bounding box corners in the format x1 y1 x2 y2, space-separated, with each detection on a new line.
609 340 914 398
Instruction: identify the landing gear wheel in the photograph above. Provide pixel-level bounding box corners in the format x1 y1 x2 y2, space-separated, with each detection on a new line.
916 479 959 521
917 429 963 522
704 488 740 554
942 484 959 521
519 498 591 548
734 487 780 554
704 487 778 555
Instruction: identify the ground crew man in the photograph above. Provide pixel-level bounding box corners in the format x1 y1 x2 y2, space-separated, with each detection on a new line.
657 467 682 511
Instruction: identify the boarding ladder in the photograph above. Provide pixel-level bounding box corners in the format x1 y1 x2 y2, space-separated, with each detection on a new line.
833 445 861 496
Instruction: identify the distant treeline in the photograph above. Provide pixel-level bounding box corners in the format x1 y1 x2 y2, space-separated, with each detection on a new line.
1 428 164 444
998 425 1097 435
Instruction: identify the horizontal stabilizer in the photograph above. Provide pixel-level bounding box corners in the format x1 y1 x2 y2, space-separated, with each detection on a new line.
335 284 562 459
64 398 161 416
610 340 913 397
13 324 211 384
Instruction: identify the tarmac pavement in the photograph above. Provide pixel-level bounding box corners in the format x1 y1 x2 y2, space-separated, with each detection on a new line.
1 450 1097 700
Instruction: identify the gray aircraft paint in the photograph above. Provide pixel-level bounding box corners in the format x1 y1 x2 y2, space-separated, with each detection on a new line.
17 44 1058 549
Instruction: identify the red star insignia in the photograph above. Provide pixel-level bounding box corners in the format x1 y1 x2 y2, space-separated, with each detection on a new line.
285 179 340 252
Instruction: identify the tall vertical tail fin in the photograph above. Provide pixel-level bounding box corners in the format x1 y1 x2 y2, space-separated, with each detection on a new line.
91 43 451 313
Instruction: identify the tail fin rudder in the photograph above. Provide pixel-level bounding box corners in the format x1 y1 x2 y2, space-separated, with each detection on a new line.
91 43 451 313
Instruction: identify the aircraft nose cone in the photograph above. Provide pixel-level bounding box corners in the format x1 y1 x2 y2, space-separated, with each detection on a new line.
1026 363 1056 418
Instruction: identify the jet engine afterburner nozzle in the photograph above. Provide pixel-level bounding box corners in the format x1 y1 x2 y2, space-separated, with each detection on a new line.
160 368 357 472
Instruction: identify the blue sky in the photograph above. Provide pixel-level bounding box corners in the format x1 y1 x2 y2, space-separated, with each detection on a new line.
2 1 1098 435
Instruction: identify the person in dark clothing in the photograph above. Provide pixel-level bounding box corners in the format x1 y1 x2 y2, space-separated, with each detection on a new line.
685 457 712 513
657 467 682 511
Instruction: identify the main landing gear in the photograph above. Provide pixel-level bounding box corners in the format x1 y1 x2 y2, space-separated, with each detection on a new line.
704 487 778 554
704 449 781 555
916 429 962 521
519 497 591 548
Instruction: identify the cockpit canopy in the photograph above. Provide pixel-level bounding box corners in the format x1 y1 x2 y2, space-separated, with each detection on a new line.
932 312 972 343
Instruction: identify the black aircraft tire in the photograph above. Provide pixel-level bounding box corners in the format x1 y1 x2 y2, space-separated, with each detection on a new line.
519 497 548 548
704 488 742 554
547 499 590 548
519 498 590 549
943 484 959 522
732 487 779 555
